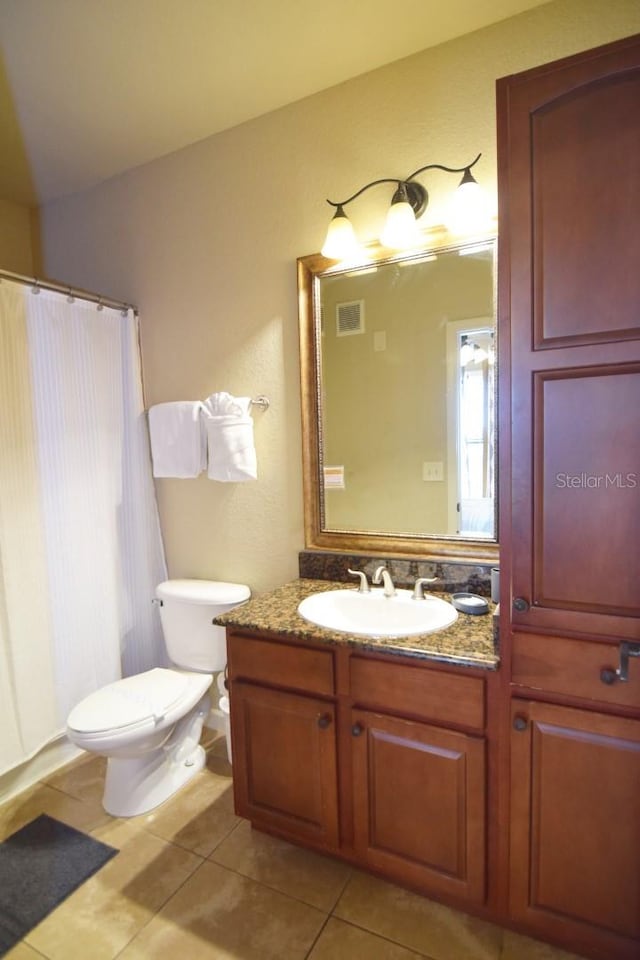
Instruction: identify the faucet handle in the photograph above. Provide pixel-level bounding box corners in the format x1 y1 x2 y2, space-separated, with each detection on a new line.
412 576 438 600
347 568 370 593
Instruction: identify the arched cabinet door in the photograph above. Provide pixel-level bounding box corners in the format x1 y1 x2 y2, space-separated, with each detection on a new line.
509 699 640 960
497 33 640 642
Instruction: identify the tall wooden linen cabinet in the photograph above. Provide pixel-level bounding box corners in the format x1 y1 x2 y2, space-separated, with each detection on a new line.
497 34 640 960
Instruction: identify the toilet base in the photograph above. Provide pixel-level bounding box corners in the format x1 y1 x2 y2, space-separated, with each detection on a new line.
103 742 206 817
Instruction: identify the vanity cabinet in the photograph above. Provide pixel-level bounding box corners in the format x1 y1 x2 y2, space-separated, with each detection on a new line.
509 698 640 960
351 709 486 903
498 33 640 960
232 681 339 848
228 633 339 848
497 32 640 643
227 628 491 910
348 652 487 903
508 631 640 960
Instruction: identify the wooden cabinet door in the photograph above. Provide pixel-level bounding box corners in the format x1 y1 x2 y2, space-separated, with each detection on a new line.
510 699 640 960
351 708 486 904
497 35 640 641
231 680 339 849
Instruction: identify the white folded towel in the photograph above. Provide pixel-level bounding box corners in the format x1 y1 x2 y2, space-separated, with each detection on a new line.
203 392 257 482
148 401 206 478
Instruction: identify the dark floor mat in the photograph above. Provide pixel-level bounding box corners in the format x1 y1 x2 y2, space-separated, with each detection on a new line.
0 813 117 956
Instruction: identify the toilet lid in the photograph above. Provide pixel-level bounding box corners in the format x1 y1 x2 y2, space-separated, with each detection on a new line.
67 668 192 734
156 579 250 604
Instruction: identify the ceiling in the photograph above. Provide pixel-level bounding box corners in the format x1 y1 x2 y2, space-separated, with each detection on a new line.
0 0 551 205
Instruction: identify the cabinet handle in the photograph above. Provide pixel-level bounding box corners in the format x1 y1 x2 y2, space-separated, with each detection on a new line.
513 715 528 732
317 713 332 729
513 597 530 613
600 643 640 684
351 722 364 737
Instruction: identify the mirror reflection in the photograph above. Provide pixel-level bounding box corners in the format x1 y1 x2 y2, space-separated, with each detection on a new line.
299 236 496 555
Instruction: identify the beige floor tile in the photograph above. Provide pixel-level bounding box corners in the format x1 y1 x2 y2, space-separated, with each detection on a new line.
309 917 429 959
501 930 589 960
207 734 232 768
0 782 111 843
43 753 107 805
118 859 326 960
335 871 503 960
25 819 203 960
2 942 47 959
210 819 351 911
131 766 240 856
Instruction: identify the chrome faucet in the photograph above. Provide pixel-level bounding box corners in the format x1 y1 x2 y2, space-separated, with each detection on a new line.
412 576 439 600
347 568 370 593
372 565 396 598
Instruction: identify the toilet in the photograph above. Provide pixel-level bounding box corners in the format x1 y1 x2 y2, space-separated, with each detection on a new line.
66 579 250 817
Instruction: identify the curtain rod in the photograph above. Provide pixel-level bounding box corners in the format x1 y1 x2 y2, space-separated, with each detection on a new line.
0 268 137 315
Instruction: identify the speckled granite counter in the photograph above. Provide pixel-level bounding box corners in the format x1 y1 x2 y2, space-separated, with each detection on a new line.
215 578 499 670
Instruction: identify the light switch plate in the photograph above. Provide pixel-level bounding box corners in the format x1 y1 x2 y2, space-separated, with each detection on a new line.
423 461 444 481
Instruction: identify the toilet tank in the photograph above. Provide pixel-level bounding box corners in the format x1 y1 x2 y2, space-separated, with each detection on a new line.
156 579 250 672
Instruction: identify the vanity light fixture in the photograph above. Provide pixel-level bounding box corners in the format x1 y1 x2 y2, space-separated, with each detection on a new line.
460 334 493 366
321 153 486 260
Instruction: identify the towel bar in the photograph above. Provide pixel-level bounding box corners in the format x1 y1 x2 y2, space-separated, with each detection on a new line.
251 395 270 410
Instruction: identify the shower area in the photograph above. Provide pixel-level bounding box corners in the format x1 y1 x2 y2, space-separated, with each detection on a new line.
0 272 167 801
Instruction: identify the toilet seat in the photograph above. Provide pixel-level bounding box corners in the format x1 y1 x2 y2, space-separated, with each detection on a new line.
67 668 211 736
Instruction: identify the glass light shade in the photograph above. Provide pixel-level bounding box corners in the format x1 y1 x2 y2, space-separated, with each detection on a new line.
380 200 421 250
321 209 362 260
447 179 491 235
460 341 475 366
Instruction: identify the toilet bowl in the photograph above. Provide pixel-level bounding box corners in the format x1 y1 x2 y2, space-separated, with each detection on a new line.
66 579 249 817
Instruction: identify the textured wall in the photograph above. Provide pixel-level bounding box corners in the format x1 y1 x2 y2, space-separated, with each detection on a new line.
38 0 640 593
0 197 35 274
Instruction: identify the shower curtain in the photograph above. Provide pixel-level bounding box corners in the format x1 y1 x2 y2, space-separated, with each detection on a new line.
0 277 167 778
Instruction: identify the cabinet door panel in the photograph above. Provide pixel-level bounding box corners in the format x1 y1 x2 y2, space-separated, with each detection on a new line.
510 700 640 959
232 681 339 849
498 34 640 642
352 709 486 903
533 366 640 617
531 71 640 347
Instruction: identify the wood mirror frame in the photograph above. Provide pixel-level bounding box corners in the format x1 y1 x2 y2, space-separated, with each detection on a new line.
297 227 499 562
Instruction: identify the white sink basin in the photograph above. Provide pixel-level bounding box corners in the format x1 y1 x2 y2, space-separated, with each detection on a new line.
297 588 458 638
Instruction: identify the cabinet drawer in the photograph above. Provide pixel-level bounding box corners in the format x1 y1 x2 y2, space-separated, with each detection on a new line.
512 632 640 709
228 632 334 696
350 655 485 731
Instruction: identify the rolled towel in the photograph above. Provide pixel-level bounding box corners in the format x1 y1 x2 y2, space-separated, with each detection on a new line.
148 401 206 478
203 392 257 482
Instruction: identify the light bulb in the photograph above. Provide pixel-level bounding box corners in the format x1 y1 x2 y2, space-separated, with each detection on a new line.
380 194 421 250
460 340 474 366
321 206 362 260
447 176 491 235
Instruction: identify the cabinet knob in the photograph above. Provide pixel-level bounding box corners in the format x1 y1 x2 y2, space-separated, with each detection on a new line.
317 713 332 729
513 715 528 732
351 722 364 737
513 597 530 613
600 667 617 686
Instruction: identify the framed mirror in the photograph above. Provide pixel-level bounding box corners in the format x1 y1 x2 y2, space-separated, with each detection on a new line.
298 228 498 561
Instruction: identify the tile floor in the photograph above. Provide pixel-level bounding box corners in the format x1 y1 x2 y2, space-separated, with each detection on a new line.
1 734 588 960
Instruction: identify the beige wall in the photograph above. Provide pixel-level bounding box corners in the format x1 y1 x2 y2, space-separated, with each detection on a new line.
38 0 640 594
0 197 36 274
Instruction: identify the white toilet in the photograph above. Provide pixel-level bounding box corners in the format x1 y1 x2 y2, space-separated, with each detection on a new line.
66 579 250 817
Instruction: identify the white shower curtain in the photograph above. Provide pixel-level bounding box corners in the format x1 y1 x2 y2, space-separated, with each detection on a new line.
0 278 167 777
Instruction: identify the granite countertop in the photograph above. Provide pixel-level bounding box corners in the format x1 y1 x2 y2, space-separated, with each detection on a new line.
215 578 499 670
